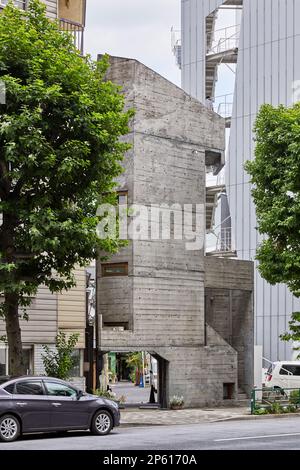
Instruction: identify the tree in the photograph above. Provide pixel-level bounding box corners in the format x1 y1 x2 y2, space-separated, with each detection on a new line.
245 103 300 354
42 330 79 380
0 1 132 374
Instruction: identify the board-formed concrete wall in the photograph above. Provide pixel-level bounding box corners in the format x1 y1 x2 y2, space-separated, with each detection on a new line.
97 56 253 407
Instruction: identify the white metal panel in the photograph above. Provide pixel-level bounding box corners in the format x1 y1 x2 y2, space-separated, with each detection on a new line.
181 0 300 361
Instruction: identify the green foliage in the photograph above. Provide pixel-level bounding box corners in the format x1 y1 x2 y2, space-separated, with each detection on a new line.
289 389 300 405
253 407 269 415
42 330 79 380
245 103 300 347
125 352 143 371
0 0 132 303
125 352 143 383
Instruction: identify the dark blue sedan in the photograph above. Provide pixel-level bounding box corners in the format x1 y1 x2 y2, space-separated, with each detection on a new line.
0 376 120 442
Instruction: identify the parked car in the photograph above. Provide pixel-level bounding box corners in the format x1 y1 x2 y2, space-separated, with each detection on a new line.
0 376 120 442
265 361 300 390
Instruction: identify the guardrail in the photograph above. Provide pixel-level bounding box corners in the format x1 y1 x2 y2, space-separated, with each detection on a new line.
251 387 300 415
60 18 84 55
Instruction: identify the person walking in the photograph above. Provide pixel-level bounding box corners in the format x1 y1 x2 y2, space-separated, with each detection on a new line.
149 370 157 404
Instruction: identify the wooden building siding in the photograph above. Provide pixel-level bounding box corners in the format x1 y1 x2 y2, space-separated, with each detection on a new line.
0 286 58 344
57 268 86 348
41 0 58 19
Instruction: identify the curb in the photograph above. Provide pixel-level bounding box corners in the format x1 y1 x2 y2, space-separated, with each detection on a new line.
119 412 300 427
215 412 300 422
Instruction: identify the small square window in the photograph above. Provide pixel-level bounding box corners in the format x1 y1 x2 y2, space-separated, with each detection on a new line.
118 191 128 205
102 263 128 277
223 383 235 400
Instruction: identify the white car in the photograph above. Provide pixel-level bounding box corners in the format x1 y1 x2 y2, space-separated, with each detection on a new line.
265 361 300 389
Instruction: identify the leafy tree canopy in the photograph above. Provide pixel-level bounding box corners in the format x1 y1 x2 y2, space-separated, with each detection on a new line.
0 0 131 306
0 0 132 373
245 103 300 353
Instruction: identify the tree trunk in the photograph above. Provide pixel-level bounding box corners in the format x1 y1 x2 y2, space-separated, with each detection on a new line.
4 293 24 376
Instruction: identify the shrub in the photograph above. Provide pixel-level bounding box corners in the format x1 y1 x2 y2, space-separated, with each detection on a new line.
253 407 269 415
42 330 79 380
289 390 300 405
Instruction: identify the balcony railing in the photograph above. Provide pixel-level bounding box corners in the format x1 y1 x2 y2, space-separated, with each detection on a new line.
0 0 26 9
213 93 234 119
216 227 232 253
171 27 182 69
208 25 240 56
60 18 84 55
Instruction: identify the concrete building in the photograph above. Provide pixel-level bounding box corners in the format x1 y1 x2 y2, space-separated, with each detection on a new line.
0 0 87 385
180 0 300 362
97 56 254 408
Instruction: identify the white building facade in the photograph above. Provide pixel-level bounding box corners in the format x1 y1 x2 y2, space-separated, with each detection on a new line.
181 0 300 362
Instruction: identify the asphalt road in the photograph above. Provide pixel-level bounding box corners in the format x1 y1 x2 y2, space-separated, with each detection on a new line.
1 416 300 450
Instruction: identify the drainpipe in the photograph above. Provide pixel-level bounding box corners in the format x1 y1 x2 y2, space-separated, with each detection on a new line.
95 261 100 390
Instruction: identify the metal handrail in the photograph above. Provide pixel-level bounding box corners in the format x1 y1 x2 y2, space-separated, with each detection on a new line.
60 18 84 54
216 227 232 252
208 30 240 55
251 386 300 414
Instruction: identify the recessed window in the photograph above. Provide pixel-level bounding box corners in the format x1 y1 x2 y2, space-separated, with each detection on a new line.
223 383 235 400
102 262 128 277
0 349 6 376
69 350 81 377
118 190 128 205
103 322 129 331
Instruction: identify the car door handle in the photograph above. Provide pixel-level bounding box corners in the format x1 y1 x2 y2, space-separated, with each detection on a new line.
16 402 27 407
51 402 62 407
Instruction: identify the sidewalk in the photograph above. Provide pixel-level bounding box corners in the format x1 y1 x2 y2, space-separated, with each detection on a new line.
120 406 251 427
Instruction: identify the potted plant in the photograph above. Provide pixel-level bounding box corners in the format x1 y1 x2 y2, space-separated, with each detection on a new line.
170 395 184 410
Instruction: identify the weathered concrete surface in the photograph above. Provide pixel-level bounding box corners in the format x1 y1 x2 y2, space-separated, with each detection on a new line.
97 56 254 408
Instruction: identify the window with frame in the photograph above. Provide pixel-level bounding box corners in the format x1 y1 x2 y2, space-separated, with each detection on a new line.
102 262 128 277
280 365 300 376
44 381 77 398
117 190 128 205
0 349 7 376
4 383 14 395
69 349 81 377
15 381 44 395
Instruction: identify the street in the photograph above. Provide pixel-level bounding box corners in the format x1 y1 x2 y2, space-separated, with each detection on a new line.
1 417 300 450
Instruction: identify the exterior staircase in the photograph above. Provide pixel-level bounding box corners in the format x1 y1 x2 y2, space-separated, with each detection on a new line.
237 389 249 407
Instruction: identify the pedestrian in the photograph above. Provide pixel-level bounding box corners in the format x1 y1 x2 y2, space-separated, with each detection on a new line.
149 370 157 404
205 95 214 111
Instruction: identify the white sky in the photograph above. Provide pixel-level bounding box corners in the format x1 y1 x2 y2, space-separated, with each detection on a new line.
84 0 181 86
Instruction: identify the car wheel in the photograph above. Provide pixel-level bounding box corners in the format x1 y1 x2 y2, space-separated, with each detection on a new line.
91 410 113 436
0 415 20 443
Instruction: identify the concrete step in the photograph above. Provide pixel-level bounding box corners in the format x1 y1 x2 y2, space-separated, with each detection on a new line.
238 394 248 399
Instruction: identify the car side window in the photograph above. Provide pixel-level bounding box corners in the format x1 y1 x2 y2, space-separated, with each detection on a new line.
44 382 77 398
4 384 14 394
15 381 44 395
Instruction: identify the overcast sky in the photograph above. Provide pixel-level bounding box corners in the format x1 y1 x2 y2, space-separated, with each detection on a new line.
84 0 181 86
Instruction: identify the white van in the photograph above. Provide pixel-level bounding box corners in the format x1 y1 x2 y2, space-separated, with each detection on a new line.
265 361 300 389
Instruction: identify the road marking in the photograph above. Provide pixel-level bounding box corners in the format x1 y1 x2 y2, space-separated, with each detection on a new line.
215 432 300 442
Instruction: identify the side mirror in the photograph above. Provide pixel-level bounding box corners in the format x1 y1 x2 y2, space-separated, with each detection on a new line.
77 390 84 400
